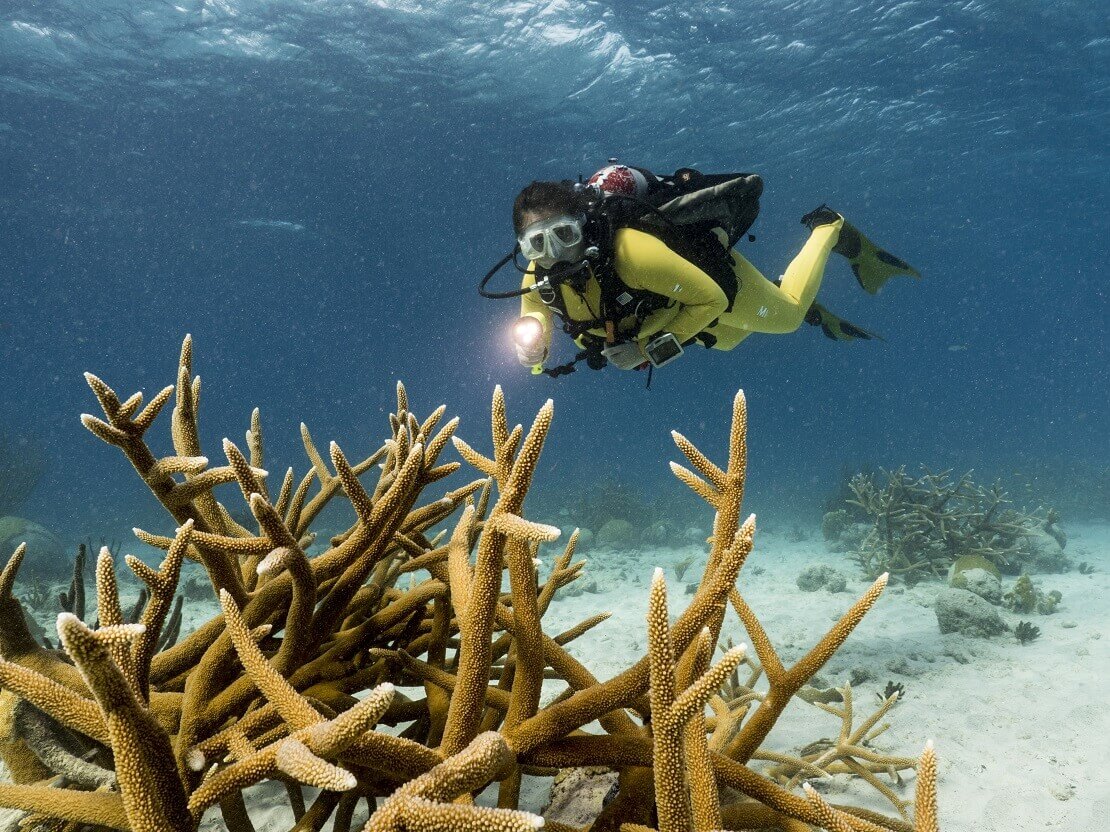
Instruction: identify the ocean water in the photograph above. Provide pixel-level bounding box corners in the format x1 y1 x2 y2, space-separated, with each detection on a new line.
0 2 1108 828
1 0 1107 544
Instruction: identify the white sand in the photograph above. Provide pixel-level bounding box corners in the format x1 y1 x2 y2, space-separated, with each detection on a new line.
534 520 1110 830
9 523 1110 830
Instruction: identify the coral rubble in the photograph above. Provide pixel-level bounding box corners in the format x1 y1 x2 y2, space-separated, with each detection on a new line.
1002 574 1062 615
796 564 847 593
0 337 942 831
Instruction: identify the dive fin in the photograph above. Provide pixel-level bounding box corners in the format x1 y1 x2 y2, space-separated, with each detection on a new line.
801 205 920 295
833 221 920 295
804 302 884 342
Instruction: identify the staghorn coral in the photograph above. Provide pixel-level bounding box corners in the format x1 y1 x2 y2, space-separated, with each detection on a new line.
843 467 1067 583
0 337 945 831
646 569 745 832
58 542 89 622
16 576 51 613
766 686 918 820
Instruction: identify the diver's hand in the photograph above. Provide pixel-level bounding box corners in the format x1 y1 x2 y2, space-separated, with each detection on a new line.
600 341 647 371
515 342 547 368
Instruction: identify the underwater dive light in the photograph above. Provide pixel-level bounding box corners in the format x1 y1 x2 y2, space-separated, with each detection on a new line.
512 316 543 348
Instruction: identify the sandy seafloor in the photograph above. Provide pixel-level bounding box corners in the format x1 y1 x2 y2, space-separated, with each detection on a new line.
4 522 1109 831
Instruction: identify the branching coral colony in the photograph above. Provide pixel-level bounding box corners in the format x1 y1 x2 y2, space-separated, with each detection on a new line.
0 337 941 832
844 467 1064 584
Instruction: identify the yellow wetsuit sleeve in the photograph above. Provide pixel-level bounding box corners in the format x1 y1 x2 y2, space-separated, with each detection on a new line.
613 228 728 344
518 265 554 354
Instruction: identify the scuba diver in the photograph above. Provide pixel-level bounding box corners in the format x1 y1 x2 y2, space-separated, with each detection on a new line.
479 163 920 379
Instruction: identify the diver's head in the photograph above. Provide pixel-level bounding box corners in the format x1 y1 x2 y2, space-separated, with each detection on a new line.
513 181 591 269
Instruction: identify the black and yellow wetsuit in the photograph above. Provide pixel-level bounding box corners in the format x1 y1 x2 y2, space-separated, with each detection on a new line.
520 218 844 368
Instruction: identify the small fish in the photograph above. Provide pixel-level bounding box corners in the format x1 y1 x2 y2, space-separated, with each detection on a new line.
236 219 306 233
947 344 969 352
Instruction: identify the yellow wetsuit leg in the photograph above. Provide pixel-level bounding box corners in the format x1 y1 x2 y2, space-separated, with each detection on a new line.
707 219 842 349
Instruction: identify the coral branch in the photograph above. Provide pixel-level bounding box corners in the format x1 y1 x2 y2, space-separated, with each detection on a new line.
0 341 943 832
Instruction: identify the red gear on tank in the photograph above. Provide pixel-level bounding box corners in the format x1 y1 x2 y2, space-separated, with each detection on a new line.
588 165 638 195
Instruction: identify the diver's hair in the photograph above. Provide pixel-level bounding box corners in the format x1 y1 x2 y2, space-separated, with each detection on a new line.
512 181 591 235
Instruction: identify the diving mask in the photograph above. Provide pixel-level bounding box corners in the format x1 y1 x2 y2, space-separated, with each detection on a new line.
517 215 585 268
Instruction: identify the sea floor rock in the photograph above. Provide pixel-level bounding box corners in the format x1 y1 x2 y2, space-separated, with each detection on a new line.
0 517 66 579
828 522 871 553
951 567 1003 605
1022 530 1070 572
822 509 851 542
543 767 619 827
596 518 635 548
935 587 1009 637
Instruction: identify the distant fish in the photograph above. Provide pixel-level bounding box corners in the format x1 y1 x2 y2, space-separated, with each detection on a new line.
947 344 969 352
236 219 306 233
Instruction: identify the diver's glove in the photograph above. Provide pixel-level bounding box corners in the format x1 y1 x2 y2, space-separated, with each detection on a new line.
513 315 548 369
600 341 648 371
515 342 547 369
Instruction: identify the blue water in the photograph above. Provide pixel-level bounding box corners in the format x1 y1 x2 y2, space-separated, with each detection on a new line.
0 1 1107 544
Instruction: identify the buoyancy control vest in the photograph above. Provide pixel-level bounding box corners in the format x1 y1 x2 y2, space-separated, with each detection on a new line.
535 166 764 346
